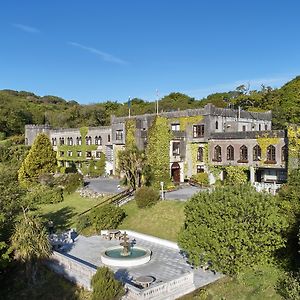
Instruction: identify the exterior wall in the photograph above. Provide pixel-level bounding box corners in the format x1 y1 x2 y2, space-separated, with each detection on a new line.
25 124 51 145
25 104 280 182
208 137 287 169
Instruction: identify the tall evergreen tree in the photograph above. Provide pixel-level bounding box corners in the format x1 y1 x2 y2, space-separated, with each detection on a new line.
18 133 57 187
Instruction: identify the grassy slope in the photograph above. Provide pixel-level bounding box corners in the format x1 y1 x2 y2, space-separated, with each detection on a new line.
37 192 107 231
180 264 283 300
37 195 283 299
120 200 185 242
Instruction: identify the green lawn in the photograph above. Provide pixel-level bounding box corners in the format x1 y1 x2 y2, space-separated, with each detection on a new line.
120 200 185 242
37 192 107 231
180 264 283 300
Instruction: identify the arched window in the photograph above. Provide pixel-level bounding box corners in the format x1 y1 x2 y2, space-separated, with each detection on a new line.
227 145 234 161
76 137 82 145
240 145 248 161
59 137 64 145
52 138 57 146
267 145 276 162
95 136 102 145
215 121 219 130
213 145 222 162
197 147 203 162
86 136 92 145
281 145 287 162
67 137 73 146
253 145 261 161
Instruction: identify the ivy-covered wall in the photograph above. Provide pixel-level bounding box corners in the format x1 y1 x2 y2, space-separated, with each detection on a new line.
125 119 136 149
146 116 171 187
56 126 97 162
288 125 300 171
256 134 280 163
169 115 203 131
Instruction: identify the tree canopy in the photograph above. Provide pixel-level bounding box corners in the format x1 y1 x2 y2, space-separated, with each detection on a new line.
18 133 57 187
179 184 287 275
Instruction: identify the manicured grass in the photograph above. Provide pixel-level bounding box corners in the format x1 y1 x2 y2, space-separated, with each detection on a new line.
37 192 107 231
180 264 283 300
119 200 185 242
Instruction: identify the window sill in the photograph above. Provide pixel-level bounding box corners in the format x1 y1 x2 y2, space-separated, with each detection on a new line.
212 158 222 162
237 159 248 163
264 160 277 164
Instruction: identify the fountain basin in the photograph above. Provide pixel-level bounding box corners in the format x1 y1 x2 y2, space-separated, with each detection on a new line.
101 246 152 267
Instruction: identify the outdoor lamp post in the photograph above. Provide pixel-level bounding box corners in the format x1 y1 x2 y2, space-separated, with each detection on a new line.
160 181 164 200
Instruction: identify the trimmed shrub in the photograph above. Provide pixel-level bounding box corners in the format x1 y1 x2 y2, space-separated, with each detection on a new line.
191 173 209 185
90 204 126 231
25 185 63 205
54 173 84 194
91 266 125 300
135 186 160 208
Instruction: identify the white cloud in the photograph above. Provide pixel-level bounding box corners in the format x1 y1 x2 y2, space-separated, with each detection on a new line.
68 42 128 65
12 23 40 33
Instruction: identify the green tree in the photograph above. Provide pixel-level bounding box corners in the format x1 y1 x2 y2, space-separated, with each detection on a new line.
224 166 248 185
179 185 287 275
278 169 300 262
146 116 171 188
0 167 25 269
134 186 160 208
91 266 125 300
90 204 126 232
118 146 146 189
10 212 51 284
18 133 57 187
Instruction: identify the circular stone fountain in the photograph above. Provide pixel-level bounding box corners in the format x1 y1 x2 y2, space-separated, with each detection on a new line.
100 232 151 267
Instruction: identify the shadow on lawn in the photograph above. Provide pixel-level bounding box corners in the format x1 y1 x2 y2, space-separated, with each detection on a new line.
42 206 77 232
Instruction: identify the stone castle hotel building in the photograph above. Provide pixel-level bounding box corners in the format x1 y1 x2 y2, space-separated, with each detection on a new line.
25 103 296 191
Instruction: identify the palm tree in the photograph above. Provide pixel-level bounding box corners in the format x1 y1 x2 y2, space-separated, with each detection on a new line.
10 211 52 284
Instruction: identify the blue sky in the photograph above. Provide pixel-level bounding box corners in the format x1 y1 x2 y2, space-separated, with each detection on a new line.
0 0 299 104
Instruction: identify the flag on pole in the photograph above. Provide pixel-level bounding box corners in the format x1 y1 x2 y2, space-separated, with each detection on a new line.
128 96 131 118
128 96 131 108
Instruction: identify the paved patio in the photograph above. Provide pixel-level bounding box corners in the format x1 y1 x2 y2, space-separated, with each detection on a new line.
62 232 221 289
85 177 124 194
164 186 204 201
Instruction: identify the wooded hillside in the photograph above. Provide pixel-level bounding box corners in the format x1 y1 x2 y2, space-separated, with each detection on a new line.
1 76 300 138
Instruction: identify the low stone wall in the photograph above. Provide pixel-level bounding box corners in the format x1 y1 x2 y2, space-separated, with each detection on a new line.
125 272 195 300
47 251 96 290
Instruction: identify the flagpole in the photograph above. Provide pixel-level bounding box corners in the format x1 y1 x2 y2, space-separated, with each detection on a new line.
128 96 131 118
156 89 159 115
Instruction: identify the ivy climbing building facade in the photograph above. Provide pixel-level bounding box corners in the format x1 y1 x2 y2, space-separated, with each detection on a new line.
25 103 299 191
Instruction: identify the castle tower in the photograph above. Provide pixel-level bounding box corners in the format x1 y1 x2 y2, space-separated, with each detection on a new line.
25 124 52 146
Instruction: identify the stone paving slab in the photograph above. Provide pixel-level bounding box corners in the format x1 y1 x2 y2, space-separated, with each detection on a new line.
164 186 203 201
86 177 124 194
64 233 221 288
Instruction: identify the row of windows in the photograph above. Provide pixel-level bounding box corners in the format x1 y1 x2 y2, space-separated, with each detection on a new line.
59 150 103 158
211 144 287 163
52 135 110 146
172 123 268 135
